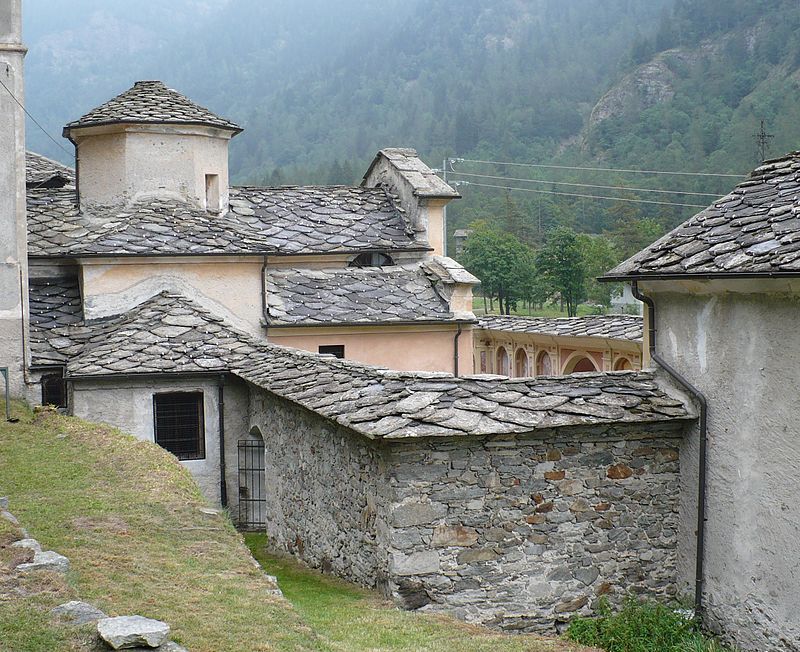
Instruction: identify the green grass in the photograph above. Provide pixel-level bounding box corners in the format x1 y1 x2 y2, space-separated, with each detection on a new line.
472 298 601 318
0 403 319 652
245 533 595 652
566 598 737 652
1 403 594 652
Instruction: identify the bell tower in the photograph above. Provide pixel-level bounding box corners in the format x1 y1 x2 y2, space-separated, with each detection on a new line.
0 0 29 397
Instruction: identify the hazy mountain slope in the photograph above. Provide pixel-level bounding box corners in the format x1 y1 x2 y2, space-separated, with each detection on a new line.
20 0 800 250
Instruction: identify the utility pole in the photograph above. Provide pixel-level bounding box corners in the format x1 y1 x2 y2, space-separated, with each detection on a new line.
753 119 774 163
442 157 448 257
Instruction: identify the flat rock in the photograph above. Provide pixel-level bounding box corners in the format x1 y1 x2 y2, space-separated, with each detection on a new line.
98 616 170 649
51 600 108 625
16 550 70 573
11 538 42 553
0 510 19 526
0 496 8 509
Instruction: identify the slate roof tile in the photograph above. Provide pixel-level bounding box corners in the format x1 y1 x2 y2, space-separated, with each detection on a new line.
27 185 420 258
26 152 74 189
28 276 86 367
62 292 692 438
266 257 477 326
606 152 800 278
64 80 241 133
478 315 643 342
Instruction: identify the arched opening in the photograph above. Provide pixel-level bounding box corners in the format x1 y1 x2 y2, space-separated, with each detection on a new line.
536 351 552 377
495 347 510 376
238 426 266 529
514 348 530 378
563 352 599 375
614 357 633 371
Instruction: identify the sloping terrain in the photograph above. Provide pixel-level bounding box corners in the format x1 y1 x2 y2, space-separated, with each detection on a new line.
0 403 595 651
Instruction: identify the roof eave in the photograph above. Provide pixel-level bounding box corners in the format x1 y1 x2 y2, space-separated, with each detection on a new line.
600 271 800 282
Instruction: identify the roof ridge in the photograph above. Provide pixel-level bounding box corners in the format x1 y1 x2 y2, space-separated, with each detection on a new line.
64 80 242 134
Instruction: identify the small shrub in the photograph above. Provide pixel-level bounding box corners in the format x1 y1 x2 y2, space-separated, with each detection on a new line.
566 598 735 652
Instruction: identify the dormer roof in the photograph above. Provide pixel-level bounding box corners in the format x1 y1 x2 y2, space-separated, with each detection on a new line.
63 80 242 136
363 148 460 199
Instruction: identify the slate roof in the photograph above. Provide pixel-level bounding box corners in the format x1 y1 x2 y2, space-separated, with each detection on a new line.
29 276 87 367
64 81 241 134
26 152 74 188
27 185 421 258
265 257 478 326
478 315 643 342
63 291 693 438
363 148 460 199
605 152 800 278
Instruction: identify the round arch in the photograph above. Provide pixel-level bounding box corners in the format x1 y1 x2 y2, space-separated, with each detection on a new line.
614 357 633 371
495 346 510 376
535 350 553 377
514 348 530 378
562 351 599 375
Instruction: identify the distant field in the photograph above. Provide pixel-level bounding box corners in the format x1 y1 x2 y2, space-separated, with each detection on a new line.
472 298 603 318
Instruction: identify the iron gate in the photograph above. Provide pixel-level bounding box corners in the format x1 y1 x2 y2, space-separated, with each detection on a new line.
238 439 266 529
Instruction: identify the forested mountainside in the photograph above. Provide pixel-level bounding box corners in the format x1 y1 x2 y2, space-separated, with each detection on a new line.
22 0 800 256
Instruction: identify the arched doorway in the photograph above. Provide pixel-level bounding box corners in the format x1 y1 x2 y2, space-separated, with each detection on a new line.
614 357 633 371
514 348 530 377
536 351 552 377
563 353 599 375
496 347 510 376
238 426 266 529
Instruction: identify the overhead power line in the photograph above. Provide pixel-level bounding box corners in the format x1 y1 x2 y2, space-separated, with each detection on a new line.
451 170 723 198
453 157 744 179
452 180 709 209
0 75 73 157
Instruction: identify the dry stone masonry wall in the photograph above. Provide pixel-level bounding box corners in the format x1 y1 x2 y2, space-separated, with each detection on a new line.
250 390 389 587
384 423 683 632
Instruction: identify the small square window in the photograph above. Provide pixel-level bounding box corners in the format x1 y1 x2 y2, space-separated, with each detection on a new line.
319 345 345 359
153 392 205 460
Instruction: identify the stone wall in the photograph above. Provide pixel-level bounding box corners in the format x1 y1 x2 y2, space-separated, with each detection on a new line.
246 381 685 632
383 422 683 632
247 387 389 587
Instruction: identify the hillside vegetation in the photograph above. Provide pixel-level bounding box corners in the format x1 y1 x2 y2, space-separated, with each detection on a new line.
22 0 800 252
0 404 595 652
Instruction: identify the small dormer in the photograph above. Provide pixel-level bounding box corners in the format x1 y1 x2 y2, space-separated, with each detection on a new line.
361 148 460 256
62 80 242 212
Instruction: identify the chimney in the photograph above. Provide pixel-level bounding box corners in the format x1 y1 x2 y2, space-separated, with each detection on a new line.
0 0 29 398
361 148 460 256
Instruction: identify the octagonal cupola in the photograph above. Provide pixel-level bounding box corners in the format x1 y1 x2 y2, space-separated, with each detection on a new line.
63 80 242 212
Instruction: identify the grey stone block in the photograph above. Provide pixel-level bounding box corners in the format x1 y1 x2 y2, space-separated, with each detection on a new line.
51 600 107 625
97 616 170 650
16 550 70 573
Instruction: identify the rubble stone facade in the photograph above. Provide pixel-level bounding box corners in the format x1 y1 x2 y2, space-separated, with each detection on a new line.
248 385 684 632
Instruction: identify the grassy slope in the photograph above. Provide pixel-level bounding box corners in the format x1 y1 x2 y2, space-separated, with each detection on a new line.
246 534 594 652
0 403 318 652
0 404 595 652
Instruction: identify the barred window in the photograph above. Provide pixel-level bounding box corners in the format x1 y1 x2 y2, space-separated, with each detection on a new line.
153 392 205 460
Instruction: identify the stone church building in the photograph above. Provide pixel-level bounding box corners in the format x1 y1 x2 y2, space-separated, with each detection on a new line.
1 2 798 648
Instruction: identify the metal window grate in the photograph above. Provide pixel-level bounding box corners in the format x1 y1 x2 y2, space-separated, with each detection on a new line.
238 439 266 529
153 392 205 460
